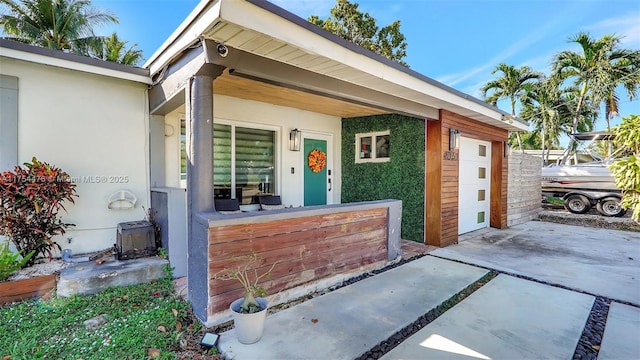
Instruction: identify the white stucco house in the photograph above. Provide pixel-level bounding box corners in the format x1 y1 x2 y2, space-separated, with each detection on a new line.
1 0 528 323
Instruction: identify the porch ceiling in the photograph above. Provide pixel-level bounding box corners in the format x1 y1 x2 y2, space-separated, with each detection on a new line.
213 70 389 118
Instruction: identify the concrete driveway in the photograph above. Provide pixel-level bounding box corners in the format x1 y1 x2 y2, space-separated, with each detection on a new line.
432 220 640 306
218 221 640 359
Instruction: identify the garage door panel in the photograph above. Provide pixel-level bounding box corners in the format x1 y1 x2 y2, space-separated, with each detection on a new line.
458 137 491 235
459 185 488 206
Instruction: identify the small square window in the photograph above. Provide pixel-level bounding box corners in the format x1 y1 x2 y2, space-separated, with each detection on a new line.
359 136 372 159
376 135 390 158
355 131 391 163
478 167 486 179
478 189 486 201
479 145 487 157
477 211 485 223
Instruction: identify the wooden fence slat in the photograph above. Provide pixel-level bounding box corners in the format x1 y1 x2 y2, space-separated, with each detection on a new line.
206 207 390 316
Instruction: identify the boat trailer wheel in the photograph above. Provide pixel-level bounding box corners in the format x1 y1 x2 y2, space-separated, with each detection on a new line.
596 197 626 217
564 194 591 214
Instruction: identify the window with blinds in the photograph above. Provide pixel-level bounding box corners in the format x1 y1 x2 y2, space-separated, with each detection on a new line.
213 123 276 205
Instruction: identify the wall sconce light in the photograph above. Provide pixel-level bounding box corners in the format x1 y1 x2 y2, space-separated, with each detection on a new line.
504 141 510 157
449 128 460 151
289 128 301 151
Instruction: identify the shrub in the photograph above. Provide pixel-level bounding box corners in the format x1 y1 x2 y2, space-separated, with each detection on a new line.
610 114 640 223
0 157 78 267
0 242 34 281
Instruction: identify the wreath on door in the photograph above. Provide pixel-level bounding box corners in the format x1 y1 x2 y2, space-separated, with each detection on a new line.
308 149 327 173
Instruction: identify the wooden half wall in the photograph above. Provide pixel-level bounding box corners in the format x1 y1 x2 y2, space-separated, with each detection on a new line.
425 109 508 247
205 200 401 317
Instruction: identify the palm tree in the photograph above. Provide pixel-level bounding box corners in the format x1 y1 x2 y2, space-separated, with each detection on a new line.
520 76 563 164
0 0 117 54
86 32 143 66
481 63 542 151
553 32 640 164
519 75 596 165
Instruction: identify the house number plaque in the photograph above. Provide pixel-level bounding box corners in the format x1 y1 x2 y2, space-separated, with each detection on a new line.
443 151 458 161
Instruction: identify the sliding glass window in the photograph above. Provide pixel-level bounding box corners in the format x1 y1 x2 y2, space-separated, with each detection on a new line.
213 123 276 204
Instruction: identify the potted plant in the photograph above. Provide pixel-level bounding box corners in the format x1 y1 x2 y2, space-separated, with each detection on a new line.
213 253 278 344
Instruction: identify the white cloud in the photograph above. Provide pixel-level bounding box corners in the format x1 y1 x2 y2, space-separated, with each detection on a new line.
435 32 542 87
585 13 640 47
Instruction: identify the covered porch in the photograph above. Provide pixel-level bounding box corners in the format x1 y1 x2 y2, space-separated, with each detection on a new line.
145 0 526 324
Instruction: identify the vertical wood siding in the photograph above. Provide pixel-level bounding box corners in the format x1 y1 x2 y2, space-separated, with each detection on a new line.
426 110 509 247
207 208 388 315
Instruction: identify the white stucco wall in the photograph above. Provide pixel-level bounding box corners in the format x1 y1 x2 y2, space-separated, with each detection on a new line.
1 57 149 255
164 94 342 207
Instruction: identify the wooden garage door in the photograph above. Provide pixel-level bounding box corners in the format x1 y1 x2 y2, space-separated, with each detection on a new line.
458 137 491 235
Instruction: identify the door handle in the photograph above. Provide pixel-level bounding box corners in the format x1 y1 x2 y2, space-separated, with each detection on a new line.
328 178 332 192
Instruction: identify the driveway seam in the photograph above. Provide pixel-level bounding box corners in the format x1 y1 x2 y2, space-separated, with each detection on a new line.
427 253 639 308
573 297 610 360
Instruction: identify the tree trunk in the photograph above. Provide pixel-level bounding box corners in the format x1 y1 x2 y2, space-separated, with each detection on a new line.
560 84 588 165
541 127 547 166
515 132 524 152
510 102 524 153
606 116 613 156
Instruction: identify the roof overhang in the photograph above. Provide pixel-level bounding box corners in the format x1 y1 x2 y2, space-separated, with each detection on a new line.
145 0 528 131
1 39 151 84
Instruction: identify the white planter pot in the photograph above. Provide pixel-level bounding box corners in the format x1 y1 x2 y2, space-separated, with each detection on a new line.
230 297 268 344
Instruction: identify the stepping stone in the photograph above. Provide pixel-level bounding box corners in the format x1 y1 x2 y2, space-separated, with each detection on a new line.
598 302 640 360
381 274 593 359
57 257 168 297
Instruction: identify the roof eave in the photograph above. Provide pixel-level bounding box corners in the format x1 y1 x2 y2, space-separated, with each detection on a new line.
1 39 151 84
146 0 529 132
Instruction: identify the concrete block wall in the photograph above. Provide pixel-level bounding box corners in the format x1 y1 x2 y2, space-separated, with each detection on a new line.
507 152 541 226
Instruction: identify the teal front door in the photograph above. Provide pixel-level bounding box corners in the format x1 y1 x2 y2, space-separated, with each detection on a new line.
304 138 327 206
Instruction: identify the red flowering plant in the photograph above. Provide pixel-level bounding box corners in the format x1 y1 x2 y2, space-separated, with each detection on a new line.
0 157 78 267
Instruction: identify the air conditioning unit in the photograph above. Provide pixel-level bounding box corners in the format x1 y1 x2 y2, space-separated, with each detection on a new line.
116 221 156 260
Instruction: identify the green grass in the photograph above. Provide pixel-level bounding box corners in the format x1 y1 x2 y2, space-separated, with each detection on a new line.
0 273 212 359
545 196 565 206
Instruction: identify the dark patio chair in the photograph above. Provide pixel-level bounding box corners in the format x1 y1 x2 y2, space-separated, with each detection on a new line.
214 198 241 214
258 195 284 210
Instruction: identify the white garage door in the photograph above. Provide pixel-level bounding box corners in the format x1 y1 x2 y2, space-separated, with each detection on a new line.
458 137 491 235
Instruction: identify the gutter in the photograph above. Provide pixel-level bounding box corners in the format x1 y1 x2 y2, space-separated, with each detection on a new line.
1 39 151 84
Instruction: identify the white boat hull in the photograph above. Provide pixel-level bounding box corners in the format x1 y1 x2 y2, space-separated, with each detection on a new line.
541 163 619 193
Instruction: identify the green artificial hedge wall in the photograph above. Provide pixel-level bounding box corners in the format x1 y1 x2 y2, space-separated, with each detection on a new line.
342 114 425 242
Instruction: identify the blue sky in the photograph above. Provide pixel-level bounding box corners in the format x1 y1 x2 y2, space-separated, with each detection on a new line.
92 0 639 131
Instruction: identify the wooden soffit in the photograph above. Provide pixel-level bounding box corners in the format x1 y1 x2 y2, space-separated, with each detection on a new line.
213 70 389 118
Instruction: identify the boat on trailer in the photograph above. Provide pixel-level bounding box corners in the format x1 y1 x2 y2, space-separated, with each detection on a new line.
541 131 625 217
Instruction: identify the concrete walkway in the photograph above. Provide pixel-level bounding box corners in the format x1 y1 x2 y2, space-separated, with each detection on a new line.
219 256 488 359
381 274 593 359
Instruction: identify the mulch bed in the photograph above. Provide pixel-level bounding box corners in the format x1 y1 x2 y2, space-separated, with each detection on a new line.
539 205 639 232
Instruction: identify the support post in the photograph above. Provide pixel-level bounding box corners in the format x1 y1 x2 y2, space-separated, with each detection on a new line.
185 65 224 322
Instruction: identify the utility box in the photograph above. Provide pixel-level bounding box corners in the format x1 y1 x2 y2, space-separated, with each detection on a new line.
151 187 187 278
116 221 156 260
